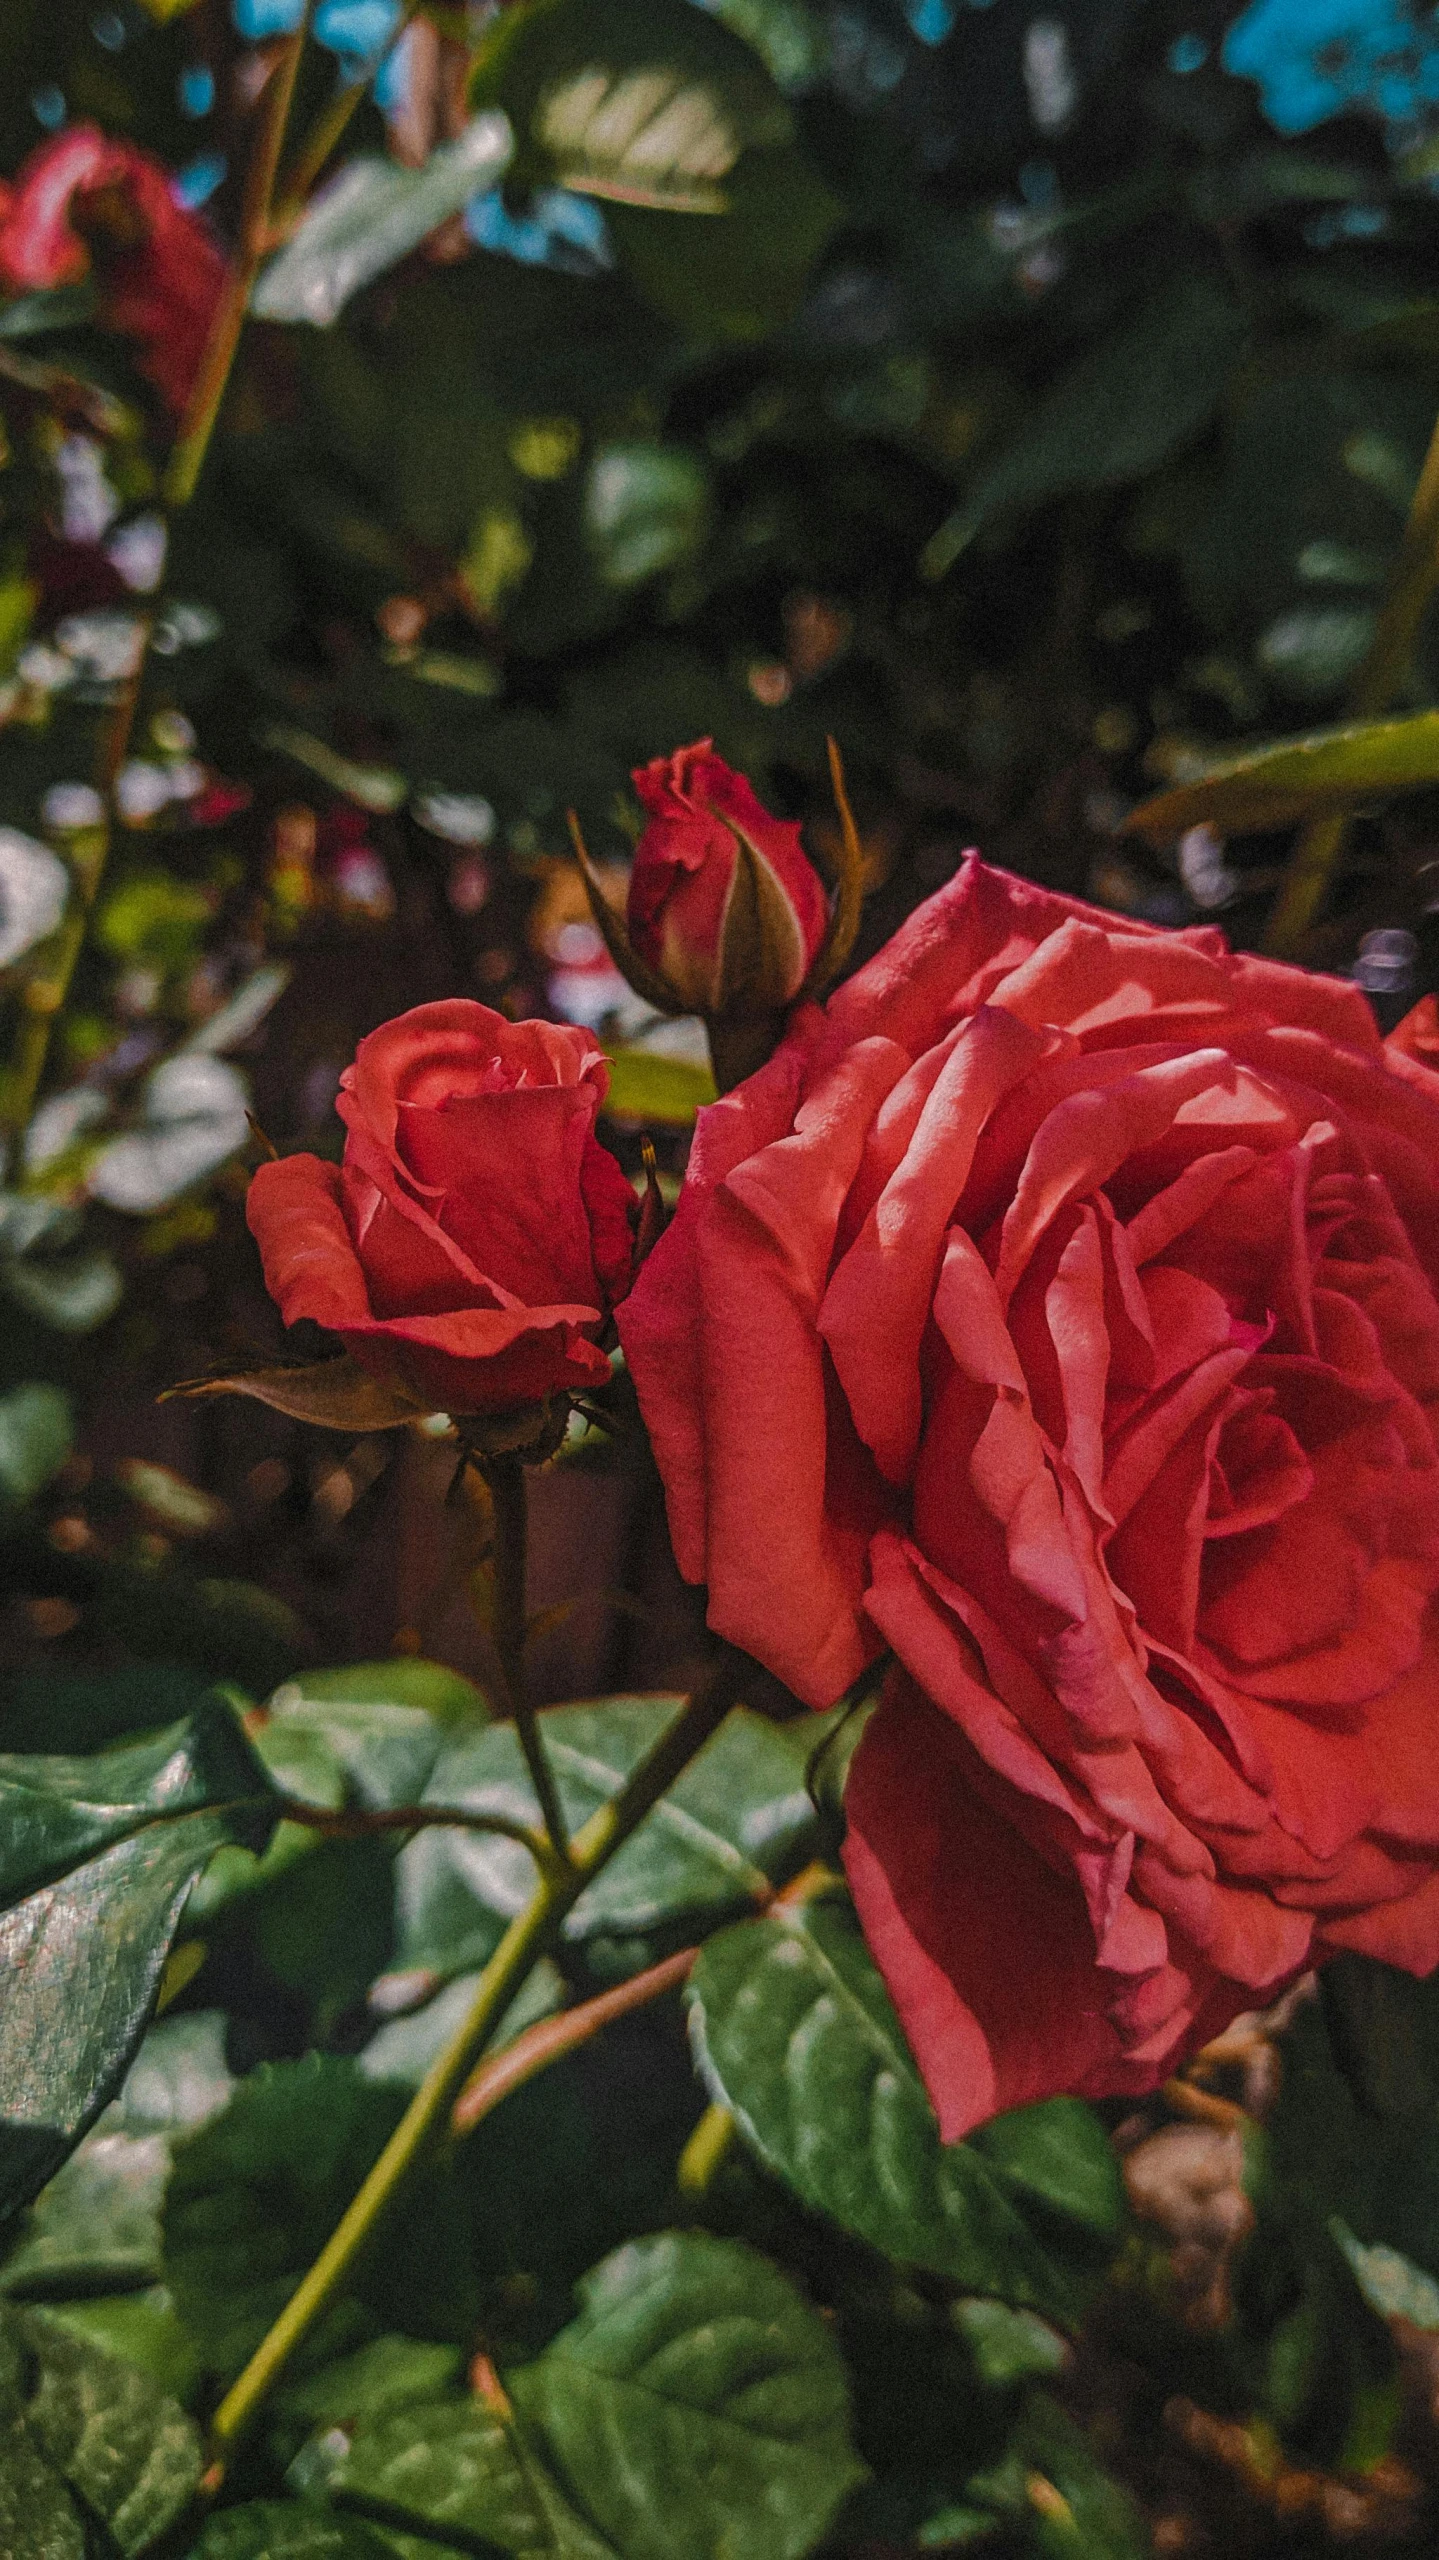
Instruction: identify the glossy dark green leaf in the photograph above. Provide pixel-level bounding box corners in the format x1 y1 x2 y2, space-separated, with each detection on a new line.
0 1710 277 2225
509 2231 866 2560
687 1895 1124 2322
1255 1994 1439 2280
951 2299 1069 2392
396 1699 817 1984
0 2125 170 2298
1124 707 1439 843
187 2506 395 2559
0 1706 271 1907
1 2015 235 2300
253 1838 397 2035
922 273 1248 578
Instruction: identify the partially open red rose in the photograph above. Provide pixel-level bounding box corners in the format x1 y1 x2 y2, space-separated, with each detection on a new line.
627 740 829 1015
620 859 1439 2138
248 1002 638 1417
0 126 224 417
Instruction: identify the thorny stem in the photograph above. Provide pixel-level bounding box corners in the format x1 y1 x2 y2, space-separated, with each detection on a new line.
1264 399 1439 954
3 26 309 1136
202 1658 743 2481
482 1454 571 1862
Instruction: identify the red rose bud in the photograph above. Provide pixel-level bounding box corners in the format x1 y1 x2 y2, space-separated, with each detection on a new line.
627 741 830 1017
246 1001 638 1419
0 127 225 418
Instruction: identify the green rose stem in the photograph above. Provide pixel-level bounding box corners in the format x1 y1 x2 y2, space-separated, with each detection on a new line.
201 1658 747 2487
2 26 309 1138
479 1451 571 1863
271 0 424 234
1265 399 1439 956
164 22 308 513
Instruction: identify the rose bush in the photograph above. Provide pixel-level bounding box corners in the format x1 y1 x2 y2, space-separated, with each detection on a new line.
248 1000 638 1416
621 858 1439 2137
627 739 830 1015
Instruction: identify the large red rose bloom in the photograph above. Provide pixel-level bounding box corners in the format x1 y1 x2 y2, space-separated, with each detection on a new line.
619 859 1439 2137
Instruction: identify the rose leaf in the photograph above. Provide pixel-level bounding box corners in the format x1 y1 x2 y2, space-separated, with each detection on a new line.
686 1892 1125 2325
507 2230 867 2560
0 1706 279 2224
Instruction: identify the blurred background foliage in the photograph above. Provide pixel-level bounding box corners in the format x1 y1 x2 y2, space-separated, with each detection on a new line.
2 0 1439 1657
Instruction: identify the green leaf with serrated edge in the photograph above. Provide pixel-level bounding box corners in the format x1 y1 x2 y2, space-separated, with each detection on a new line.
395 1699 818 1984
307 2388 617 2560
114 2012 237 2136
1 2015 235 2301
686 1896 1124 2323
922 273 1248 580
277 2334 464 2443
1124 706 1439 843
0 1708 278 2225
17 2305 202 2556
254 1838 397 2034
188 2507 396 2559
509 2231 865 2560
